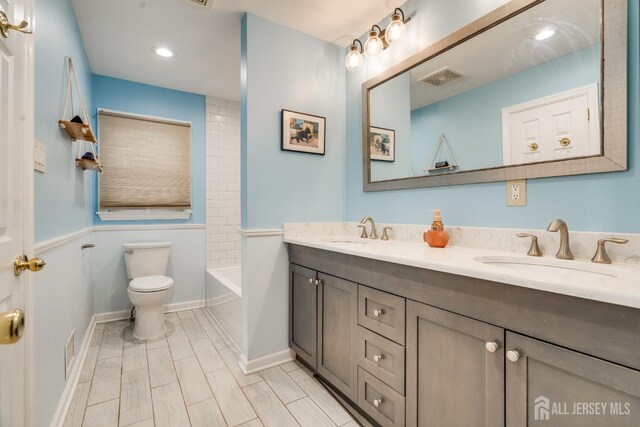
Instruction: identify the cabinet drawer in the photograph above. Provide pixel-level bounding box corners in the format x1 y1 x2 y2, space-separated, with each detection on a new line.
359 285 405 345
358 367 405 427
357 326 405 395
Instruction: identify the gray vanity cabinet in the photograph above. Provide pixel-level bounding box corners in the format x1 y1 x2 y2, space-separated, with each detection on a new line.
289 245 640 427
289 264 318 369
506 332 640 427
406 300 505 427
317 273 358 401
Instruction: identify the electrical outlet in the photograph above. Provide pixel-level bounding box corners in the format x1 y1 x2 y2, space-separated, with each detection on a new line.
507 179 527 206
65 329 75 380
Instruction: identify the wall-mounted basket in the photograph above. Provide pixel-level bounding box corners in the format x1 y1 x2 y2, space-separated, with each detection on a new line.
426 133 460 174
59 57 102 173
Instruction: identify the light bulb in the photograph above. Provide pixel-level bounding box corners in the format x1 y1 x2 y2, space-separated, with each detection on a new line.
535 27 555 41
385 14 406 44
345 46 363 72
153 46 174 58
364 30 384 58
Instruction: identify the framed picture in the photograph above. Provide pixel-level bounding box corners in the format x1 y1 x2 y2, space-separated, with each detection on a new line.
282 109 326 155
369 126 395 162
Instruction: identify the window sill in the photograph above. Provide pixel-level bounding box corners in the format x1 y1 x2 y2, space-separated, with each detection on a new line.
97 209 193 221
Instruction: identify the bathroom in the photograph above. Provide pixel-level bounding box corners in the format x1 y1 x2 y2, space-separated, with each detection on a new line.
0 0 639 425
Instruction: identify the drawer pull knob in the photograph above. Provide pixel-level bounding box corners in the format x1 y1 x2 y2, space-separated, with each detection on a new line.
373 353 384 363
507 350 520 362
373 398 384 408
485 341 499 353
308 278 313 284
373 308 385 317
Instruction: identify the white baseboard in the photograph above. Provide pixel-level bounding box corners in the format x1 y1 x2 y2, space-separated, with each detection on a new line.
163 299 205 313
50 318 96 427
93 299 205 323
238 348 296 375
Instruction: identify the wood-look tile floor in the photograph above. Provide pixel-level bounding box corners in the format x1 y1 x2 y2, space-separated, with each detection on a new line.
63 308 358 427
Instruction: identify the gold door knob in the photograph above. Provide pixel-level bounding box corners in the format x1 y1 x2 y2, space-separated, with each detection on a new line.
527 142 539 152
0 309 24 345
0 11 32 39
14 255 46 276
559 137 571 147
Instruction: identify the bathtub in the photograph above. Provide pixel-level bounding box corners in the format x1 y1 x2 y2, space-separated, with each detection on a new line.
205 266 243 352
206 266 241 299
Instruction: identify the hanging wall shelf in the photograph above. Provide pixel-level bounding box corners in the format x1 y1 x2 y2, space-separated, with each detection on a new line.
59 57 102 173
426 133 460 174
58 120 96 143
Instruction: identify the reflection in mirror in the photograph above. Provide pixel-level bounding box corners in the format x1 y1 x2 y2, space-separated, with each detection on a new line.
369 0 601 183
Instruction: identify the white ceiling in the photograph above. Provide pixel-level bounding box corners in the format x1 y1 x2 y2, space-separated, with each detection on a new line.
72 0 405 101
405 0 600 110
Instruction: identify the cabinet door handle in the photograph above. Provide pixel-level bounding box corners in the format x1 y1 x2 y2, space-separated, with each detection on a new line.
308 278 314 284
506 350 520 362
373 398 384 408
373 353 384 363
485 341 500 353
315 279 323 286
373 308 384 317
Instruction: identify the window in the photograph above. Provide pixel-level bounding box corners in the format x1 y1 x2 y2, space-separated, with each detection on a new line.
97 109 192 221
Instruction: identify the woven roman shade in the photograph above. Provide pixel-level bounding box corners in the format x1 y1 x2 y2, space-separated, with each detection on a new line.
98 111 191 210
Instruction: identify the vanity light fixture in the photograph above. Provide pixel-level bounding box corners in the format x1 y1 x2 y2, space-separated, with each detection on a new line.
345 39 364 72
153 46 174 58
345 8 411 71
535 27 556 41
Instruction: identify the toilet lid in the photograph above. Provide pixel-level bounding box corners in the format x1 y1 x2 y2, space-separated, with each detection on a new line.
129 275 174 293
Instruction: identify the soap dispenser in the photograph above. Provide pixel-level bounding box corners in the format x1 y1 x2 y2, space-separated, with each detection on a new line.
423 209 450 248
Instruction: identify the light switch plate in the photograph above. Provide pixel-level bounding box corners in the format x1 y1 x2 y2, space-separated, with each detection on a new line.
34 141 46 173
507 179 527 206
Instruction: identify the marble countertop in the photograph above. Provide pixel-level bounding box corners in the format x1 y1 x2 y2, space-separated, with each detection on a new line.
284 235 640 310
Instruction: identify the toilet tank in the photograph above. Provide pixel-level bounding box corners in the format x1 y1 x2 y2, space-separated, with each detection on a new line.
123 242 172 279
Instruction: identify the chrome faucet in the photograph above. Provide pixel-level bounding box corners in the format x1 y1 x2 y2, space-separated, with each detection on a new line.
360 216 378 239
547 219 574 260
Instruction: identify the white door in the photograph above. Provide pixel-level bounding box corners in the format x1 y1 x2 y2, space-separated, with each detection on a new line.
0 0 35 425
502 84 600 165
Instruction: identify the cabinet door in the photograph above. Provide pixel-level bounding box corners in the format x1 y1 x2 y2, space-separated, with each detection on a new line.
289 264 317 369
406 301 505 427
506 332 640 426
317 273 358 401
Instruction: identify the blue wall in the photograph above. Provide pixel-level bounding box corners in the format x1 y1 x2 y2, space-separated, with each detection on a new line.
33 0 95 425
346 0 640 233
410 45 600 172
242 13 346 229
35 0 94 243
92 75 207 225
240 13 346 361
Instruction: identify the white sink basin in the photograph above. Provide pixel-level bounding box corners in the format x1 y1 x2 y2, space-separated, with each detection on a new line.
473 255 628 280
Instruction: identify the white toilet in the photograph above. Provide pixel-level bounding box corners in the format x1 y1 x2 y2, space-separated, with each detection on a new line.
123 242 173 340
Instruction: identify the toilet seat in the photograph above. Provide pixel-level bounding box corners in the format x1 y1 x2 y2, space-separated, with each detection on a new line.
129 275 174 293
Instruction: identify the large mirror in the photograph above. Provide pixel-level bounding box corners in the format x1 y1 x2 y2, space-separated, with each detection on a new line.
364 0 627 191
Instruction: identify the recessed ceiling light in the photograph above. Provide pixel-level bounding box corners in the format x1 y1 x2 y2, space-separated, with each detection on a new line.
535 27 556 41
153 47 174 58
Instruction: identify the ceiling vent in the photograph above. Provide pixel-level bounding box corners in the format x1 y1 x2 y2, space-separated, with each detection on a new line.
418 67 468 87
187 0 212 6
